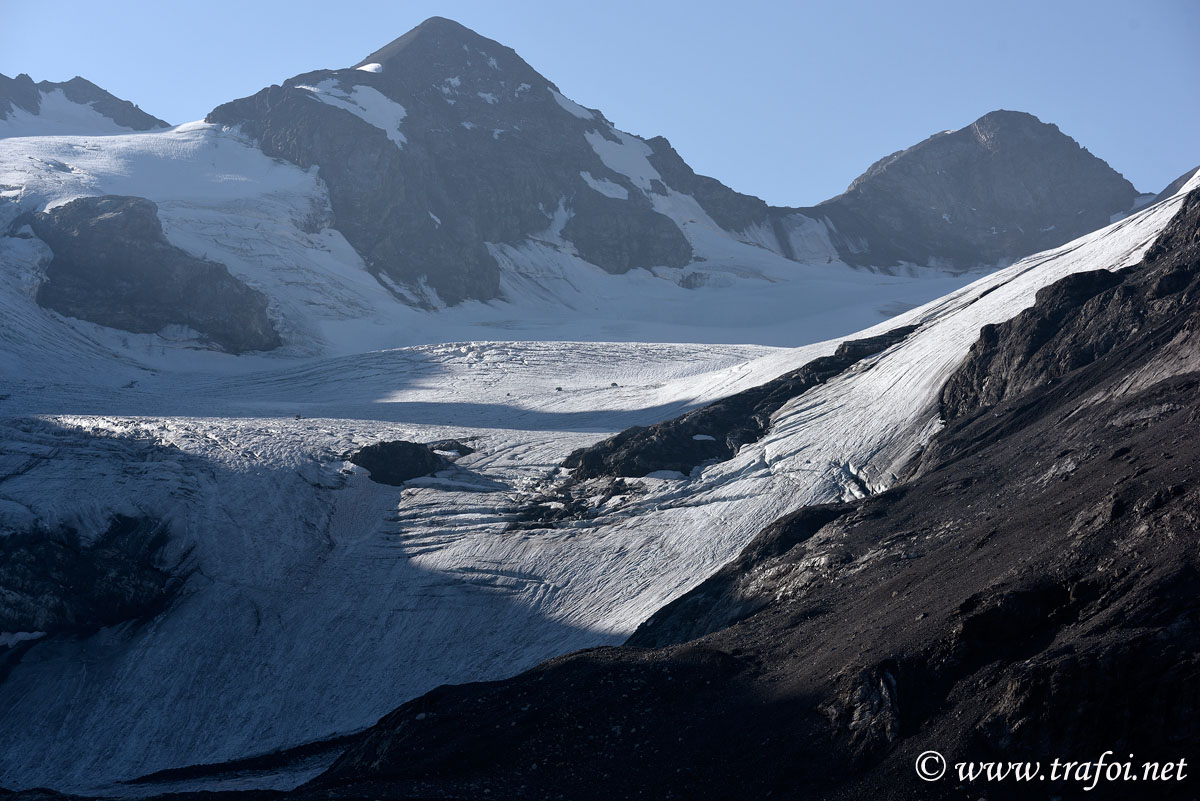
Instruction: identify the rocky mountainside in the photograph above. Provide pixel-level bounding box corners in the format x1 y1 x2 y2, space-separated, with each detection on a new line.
807 110 1140 268
0 73 168 136
198 189 1198 800
20 195 280 353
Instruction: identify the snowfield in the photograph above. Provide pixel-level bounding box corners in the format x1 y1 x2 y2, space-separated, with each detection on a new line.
0 164 1193 791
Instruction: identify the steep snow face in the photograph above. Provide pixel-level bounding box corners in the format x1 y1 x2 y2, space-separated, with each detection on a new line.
0 180 1190 792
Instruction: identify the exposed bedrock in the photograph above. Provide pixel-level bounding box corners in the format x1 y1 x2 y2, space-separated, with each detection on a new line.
23 195 281 353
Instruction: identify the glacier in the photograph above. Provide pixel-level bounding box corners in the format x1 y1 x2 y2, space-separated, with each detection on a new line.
0 162 1193 790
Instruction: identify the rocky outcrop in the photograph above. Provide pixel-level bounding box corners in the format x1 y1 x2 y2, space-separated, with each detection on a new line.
0 515 176 640
800 110 1140 269
939 187 1200 423
348 440 451 485
25 195 281 353
563 325 918 480
0 73 168 131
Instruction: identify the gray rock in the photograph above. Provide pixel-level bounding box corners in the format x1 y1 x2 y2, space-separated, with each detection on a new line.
802 110 1139 269
23 195 281 353
0 515 176 638
348 440 452 485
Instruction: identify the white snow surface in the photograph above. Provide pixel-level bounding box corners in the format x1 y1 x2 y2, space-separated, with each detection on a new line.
584 128 661 193
0 89 160 139
579 170 629 200
0 174 1192 791
298 79 408 147
548 87 594 119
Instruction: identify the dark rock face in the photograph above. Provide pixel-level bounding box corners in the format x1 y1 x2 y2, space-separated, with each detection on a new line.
559 187 691 276
0 73 169 131
563 325 918 480
259 192 1200 800
207 17 691 305
348 441 451 485
939 187 1200 423
24 195 281 353
0 515 176 639
805 110 1140 269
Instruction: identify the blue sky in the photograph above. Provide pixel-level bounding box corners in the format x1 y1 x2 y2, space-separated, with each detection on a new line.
2 0 1196 205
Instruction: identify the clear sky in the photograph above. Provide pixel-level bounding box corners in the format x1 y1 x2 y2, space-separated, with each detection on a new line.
2 0 1196 205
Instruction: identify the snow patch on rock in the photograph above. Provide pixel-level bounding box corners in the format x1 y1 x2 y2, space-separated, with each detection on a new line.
549 88 594 120
299 80 408 148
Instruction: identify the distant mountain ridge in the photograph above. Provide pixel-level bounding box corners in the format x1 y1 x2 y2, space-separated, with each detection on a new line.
810 110 1140 267
207 17 1142 305
0 73 168 136
0 16 1171 358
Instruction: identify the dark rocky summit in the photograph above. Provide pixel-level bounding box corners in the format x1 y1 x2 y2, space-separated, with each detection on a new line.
207 18 1142 306
804 110 1140 269
23 195 281 353
208 17 691 305
123 190 1195 801
348 440 452 485
0 73 168 131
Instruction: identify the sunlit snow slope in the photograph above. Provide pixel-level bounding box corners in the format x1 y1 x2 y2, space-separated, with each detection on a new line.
0 174 1192 792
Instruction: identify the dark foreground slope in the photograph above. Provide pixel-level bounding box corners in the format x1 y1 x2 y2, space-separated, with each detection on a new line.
283 190 1200 800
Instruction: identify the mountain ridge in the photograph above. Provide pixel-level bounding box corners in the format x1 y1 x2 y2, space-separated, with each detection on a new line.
0 72 169 136
204 17 1144 306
